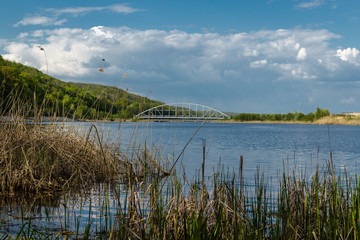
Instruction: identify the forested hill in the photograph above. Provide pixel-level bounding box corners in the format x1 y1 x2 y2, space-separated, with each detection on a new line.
0 55 163 119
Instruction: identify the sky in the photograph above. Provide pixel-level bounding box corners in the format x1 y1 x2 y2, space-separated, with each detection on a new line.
1 0 360 114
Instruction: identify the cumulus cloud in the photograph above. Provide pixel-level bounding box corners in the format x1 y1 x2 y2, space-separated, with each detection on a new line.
336 48 360 65
296 48 307 60
1 27 347 82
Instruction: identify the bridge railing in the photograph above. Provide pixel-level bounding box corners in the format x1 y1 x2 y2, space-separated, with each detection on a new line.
136 103 229 120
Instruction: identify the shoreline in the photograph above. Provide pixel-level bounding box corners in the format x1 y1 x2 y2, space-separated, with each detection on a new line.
74 116 360 125
3 115 360 126
216 116 360 125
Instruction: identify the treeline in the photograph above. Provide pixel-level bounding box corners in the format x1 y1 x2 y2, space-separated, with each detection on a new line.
0 55 162 119
232 107 330 122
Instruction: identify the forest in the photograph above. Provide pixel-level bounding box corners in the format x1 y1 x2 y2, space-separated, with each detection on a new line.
232 107 330 122
0 55 163 120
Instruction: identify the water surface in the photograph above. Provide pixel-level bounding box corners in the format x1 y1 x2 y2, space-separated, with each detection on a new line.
104 121 360 180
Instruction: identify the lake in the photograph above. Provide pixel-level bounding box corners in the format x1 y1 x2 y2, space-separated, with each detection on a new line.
103 121 360 180
2 121 360 236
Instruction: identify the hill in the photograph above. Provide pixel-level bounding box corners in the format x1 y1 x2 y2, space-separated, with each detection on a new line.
0 55 163 119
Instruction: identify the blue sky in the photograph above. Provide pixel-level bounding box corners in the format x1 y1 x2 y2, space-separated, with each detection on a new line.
1 0 360 114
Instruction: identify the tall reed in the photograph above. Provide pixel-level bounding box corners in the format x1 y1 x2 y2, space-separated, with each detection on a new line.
0 93 168 197
3 136 360 239
3 94 360 239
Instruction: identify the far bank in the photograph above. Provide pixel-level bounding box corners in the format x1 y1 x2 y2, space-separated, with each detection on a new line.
219 116 360 125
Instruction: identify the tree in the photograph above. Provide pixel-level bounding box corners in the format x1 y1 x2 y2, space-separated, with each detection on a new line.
315 107 330 120
294 111 305 121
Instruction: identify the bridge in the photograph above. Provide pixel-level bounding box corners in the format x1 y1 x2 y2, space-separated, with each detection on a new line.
136 103 230 121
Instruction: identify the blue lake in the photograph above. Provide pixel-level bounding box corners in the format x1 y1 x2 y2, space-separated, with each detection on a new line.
98 121 360 181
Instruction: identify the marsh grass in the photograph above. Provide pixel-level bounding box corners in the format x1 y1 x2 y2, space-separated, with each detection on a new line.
3 95 360 239
0 92 169 198
3 149 360 239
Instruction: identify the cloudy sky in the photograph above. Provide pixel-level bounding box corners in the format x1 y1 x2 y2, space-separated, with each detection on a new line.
1 0 360 114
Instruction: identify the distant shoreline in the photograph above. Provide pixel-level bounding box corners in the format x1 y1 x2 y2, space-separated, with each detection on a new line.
219 116 360 125
3 115 360 126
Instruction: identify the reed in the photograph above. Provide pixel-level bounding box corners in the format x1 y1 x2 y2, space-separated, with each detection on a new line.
2 141 360 239
0 93 168 198
92 161 360 240
3 96 360 239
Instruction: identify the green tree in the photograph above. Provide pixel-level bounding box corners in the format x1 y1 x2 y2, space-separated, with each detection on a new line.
315 107 330 119
294 111 305 121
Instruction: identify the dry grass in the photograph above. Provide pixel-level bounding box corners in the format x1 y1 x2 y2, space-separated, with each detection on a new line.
0 100 169 197
313 116 360 125
0 120 118 195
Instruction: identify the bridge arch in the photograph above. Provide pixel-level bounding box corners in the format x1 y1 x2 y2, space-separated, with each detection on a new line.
136 103 230 121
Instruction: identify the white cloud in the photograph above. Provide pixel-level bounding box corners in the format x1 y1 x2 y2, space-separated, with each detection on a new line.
296 48 307 60
110 4 143 14
18 32 29 39
14 16 67 27
0 26 355 90
46 4 142 16
14 4 141 27
250 59 268 68
296 0 324 9
340 97 356 104
2 43 43 67
48 6 104 16
336 48 360 65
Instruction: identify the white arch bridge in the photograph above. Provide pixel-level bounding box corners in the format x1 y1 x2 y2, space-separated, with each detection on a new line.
136 103 230 121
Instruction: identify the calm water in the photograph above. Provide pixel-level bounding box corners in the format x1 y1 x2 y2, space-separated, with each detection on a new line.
103 121 360 179
2 121 360 236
